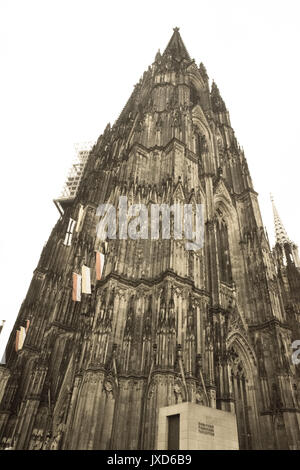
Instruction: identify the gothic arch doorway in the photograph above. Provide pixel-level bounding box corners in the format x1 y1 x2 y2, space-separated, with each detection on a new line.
226 339 261 450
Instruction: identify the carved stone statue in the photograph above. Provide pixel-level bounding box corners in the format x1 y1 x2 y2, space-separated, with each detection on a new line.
196 388 206 405
174 383 182 404
42 432 52 450
50 430 63 450
104 380 113 395
200 134 208 153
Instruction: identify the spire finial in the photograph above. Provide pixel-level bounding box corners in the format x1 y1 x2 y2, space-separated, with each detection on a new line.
163 27 191 61
271 194 291 246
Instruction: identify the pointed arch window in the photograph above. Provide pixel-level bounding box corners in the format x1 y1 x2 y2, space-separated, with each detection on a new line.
228 346 253 450
216 211 232 284
190 84 199 107
195 132 202 156
193 128 207 158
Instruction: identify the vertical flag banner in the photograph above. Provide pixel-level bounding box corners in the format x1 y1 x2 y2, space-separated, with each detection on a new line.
72 273 82 302
19 327 26 349
96 252 105 281
75 205 85 232
25 320 30 333
82 265 91 294
64 218 76 246
15 327 26 351
15 330 20 352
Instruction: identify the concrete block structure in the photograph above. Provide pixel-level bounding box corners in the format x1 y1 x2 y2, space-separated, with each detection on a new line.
157 402 239 450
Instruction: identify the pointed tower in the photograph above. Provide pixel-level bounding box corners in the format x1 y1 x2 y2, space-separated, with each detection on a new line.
271 194 291 245
271 194 300 266
0 28 300 450
271 194 300 318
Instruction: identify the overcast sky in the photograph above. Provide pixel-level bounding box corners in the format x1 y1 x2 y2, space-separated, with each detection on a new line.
0 0 299 358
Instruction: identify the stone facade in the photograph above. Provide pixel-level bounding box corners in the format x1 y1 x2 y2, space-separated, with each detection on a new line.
0 28 300 450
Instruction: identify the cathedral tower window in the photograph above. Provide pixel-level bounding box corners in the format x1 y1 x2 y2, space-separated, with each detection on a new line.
190 84 199 107
216 211 232 284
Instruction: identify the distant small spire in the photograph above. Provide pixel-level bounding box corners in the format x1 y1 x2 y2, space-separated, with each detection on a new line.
211 81 226 112
199 62 208 80
155 49 161 62
271 194 291 246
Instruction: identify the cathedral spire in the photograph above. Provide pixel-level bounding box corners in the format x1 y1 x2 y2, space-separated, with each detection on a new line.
271 194 291 246
162 27 191 61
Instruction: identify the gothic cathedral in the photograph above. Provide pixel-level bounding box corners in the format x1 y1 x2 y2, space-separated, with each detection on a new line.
0 28 300 450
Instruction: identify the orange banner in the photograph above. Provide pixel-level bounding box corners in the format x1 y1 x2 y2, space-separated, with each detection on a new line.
96 252 105 281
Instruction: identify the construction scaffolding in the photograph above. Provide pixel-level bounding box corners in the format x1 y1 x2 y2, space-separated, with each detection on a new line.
54 142 93 214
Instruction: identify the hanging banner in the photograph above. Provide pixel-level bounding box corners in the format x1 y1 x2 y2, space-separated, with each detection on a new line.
75 205 85 232
19 327 26 349
15 330 20 352
96 252 105 281
72 273 82 301
15 327 26 351
82 265 91 294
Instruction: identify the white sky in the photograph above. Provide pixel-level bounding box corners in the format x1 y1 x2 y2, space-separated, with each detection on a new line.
0 0 299 358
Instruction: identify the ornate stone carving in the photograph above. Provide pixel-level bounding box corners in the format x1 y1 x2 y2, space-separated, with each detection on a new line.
103 380 113 395
195 388 206 405
174 381 183 404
